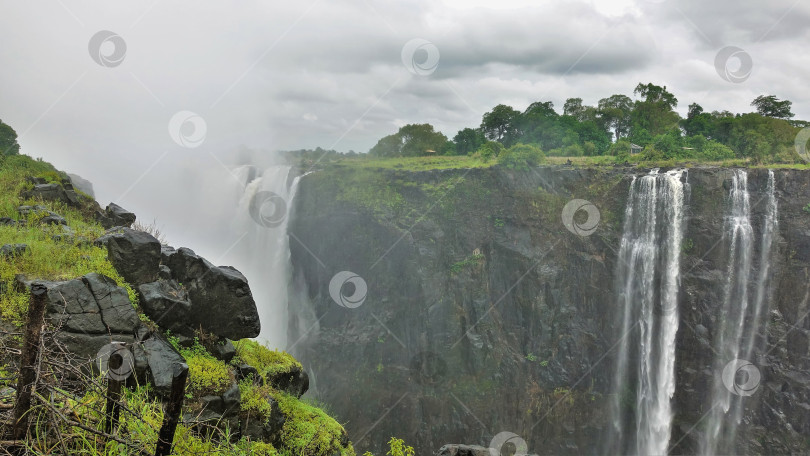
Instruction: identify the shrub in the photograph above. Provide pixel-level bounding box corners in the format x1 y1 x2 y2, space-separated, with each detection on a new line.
701 141 735 160
608 139 632 156
497 143 545 170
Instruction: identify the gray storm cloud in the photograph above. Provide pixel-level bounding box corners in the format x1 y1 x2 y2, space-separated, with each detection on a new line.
0 0 807 259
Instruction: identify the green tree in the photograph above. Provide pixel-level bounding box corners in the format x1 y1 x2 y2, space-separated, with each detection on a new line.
563 98 587 120
0 120 20 156
481 104 521 143
682 103 714 138
368 124 448 157
751 95 794 119
630 82 680 137
598 94 633 141
453 127 485 155
368 133 403 157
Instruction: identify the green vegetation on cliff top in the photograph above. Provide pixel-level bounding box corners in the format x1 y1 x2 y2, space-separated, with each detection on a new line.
0 153 353 455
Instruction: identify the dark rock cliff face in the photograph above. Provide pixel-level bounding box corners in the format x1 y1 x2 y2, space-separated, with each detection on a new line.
287 165 810 455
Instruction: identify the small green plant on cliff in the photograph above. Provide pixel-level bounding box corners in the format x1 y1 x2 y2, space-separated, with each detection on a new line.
449 253 485 274
362 437 415 456
803 203 810 213
270 390 353 456
179 339 232 397
232 339 301 380
239 380 276 425
681 238 695 254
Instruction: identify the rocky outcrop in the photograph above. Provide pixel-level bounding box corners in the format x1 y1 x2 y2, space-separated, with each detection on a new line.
266 365 309 398
138 335 187 396
18 205 67 226
67 173 95 198
137 279 192 335
0 244 28 258
96 203 136 229
95 228 162 285
158 247 261 339
288 166 810 455
21 182 84 208
91 226 260 340
35 272 140 359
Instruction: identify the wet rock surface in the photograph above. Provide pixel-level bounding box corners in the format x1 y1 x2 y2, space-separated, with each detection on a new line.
289 166 810 455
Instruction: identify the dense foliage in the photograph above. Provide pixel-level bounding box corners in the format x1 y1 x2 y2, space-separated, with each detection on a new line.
0 119 20 156
364 83 804 165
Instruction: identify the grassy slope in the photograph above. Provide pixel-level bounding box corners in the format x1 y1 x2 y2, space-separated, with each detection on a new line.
310 151 810 171
0 154 353 456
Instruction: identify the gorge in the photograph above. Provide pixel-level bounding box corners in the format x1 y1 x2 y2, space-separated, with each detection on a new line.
269 163 810 455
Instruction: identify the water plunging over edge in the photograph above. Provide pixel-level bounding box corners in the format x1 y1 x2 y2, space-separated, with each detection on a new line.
610 169 686 455
701 169 778 455
231 164 302 348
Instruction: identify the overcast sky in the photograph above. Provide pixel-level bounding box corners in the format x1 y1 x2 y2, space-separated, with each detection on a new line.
1 0 808 256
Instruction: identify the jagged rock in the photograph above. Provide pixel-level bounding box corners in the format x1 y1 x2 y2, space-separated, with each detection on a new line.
0 217 21 226
97 203 136 229
221 383 241 416
137 280 193 335
158 264 172 280
0 243 28 257
17 204 49 216
140 335 186 397
267 365 309 398
210 339 236 363
161 247 260 339
95 228 161 285
16 205 67 226
40 214 67 225
9 273 141 361
240 395 286 446
235 364 263 386
21 182 83 207
435 445 492 456
54 332 136 365
41 273 140 337
67 173 95 198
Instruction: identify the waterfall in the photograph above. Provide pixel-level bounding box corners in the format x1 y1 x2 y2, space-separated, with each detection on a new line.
610 169 686 456
702 169 777 455
231 164 301 348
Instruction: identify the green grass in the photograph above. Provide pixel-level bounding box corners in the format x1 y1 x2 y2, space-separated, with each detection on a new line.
0 155 137 326
178 340 233 397
232 339 302 380
0 154 355 455
270 390 352 456
333 155 492 171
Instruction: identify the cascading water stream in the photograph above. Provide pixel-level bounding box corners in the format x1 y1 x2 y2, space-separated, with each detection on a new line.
610 169 686 456
230 164 301 348
702 169 777 455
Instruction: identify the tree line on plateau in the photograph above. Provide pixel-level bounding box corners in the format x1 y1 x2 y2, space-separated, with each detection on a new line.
367 82 807 165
